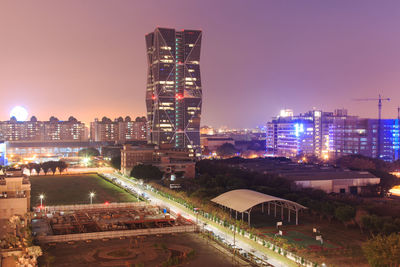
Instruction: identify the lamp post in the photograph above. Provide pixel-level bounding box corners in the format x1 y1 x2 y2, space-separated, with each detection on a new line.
89 192 95 204
39 194 44 207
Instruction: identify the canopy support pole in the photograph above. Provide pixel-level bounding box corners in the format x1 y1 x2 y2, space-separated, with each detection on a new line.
262 203 264 213
268 202 270 215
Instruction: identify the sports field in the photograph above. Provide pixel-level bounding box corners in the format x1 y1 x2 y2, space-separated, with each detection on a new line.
30 174 138 207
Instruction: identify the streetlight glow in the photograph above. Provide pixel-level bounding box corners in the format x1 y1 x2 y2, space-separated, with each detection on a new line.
89 191 95 204
39 194 45 207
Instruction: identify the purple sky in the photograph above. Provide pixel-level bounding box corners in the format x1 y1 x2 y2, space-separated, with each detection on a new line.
1 1 400 128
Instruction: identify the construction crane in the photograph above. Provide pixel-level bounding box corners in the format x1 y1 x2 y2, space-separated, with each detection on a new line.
353 94 390 159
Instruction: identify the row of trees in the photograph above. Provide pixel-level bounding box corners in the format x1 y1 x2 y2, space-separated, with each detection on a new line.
24 161 68 175
130 164 163 181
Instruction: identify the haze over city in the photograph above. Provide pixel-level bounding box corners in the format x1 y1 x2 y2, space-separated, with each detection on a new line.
1 0 400 128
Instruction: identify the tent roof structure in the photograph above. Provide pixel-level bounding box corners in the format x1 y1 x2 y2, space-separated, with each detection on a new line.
211 189 307 213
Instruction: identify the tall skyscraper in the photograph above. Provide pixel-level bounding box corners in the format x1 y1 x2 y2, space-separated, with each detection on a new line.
145 27 202 156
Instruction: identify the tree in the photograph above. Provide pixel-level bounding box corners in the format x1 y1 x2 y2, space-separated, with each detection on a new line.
78 148 100 157
130 164 163 180
369 169 400 196
362 233 400 267
216 143 237 158
111 155 121 170
41 162 51 175
33 163 41 175
335 205 356 226
48 161 58 175
58 161 68 174
336 155 377 170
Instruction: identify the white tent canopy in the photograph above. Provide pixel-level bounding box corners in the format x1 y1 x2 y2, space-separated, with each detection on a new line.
211 189 307 225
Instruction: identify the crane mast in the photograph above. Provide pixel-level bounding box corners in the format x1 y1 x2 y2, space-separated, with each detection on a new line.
353 94 390 159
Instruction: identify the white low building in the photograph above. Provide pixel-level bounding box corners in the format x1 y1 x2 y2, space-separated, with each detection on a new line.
282 171 380 194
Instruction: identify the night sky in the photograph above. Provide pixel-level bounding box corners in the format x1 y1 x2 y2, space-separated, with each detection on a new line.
1 1 400 128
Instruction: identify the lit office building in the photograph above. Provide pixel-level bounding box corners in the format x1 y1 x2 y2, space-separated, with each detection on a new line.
266 109 400 161
145 27 203 156
266 109 331 158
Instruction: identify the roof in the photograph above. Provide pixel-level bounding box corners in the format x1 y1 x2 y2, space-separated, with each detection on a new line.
211 189 306 213
280 171 378 181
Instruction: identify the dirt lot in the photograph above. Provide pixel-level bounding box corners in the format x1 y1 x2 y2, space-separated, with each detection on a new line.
38 232 250 267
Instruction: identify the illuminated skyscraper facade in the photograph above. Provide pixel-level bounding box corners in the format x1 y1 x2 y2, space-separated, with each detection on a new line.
266 109 400 162
145 28 202 156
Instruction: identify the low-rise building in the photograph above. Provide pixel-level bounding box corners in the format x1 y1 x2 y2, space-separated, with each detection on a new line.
0 169 31 219
231 159 380 194
201 137 235 152
121 144 195 179
283 170 380 194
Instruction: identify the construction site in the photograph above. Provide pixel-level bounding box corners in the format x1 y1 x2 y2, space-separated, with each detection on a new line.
32 202 197 243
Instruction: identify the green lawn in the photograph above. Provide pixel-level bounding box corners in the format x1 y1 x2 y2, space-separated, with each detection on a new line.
30 174 138 207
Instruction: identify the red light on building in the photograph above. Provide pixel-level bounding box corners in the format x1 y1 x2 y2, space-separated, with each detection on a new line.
152 94 156 100
175 94 183 100
105 201 109 205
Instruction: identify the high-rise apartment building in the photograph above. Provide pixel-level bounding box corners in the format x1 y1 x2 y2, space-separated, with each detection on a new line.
0 116 86 142
145 27 202 156
90 116 147 143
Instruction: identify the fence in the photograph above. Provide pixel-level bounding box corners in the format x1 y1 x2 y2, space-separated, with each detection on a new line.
41 202 148 212
37 224 198 243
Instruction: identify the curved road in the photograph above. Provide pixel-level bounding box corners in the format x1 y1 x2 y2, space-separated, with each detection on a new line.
102 172 294 267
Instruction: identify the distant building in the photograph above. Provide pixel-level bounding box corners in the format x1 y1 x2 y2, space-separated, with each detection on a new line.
201 137 235 152
0 116 86 142
90 117 119 142
118 116 147 143
0 170 31 219
145 27 202 157
233 159 380 194
284 171 380 194
0 141 6 165
266 109 400 161
5 141 109 164
200 126 215 135
121 144 195 179
90 116 147 143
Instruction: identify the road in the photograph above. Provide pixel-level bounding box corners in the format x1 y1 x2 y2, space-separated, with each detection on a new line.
102 172 293 267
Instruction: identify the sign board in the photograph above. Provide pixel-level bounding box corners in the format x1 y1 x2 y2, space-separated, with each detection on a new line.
313 228 317 233
169 184 181 189
279 230 283 236
276 221 283 227
316 235 322 241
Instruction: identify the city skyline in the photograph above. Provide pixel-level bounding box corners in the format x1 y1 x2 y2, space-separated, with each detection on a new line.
1 1 400 128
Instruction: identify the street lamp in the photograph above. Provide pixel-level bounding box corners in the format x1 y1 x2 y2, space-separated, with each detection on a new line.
89 192 95 204
39 194 44 206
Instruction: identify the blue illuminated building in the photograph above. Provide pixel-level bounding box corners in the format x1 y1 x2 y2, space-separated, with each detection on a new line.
0 141 6 166
266 109 400 162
